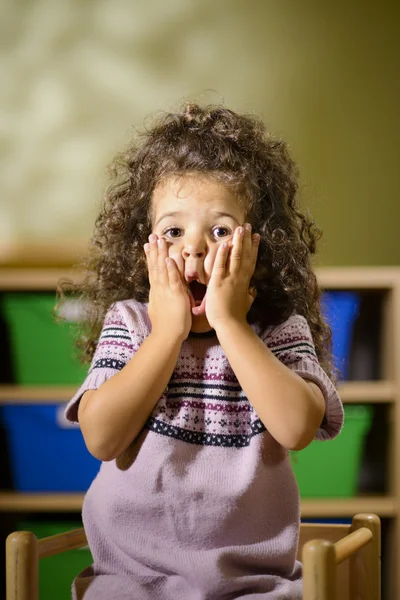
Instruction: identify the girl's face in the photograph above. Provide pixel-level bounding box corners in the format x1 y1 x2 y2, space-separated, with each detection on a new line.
151 174 246 331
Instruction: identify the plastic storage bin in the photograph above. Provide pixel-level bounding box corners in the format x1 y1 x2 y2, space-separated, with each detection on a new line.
291 405 373 497
2 293 88 385
1 404 100 491
17 521 92 600
321 291 360 380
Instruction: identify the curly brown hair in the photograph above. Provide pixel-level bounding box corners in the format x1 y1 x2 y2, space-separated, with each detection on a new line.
60 102 335 382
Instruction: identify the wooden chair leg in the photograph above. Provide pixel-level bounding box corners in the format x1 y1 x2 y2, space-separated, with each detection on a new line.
6 531 39 600
349 513 381 600
302 539 336 600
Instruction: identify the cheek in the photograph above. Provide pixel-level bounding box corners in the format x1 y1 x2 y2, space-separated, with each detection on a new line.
167 243 179 259
168 244 184 273
204 247 219 278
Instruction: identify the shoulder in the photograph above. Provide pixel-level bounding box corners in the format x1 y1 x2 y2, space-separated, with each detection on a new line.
259 313 313 345
103 299 151 338
257 313 317 365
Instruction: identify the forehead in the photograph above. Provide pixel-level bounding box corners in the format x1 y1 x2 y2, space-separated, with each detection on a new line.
151 175 245 222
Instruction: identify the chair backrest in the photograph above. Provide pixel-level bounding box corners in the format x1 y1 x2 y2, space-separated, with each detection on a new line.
6 515 380 600
299 514 381 600
299 522 351 599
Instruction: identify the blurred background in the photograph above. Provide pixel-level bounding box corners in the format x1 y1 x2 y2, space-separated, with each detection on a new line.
0 0 399 265
0 1 399 599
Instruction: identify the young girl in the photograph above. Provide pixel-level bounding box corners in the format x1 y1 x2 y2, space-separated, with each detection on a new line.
64 102 344 600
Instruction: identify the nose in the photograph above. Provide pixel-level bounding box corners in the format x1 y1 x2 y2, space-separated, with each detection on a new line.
182 236 206 260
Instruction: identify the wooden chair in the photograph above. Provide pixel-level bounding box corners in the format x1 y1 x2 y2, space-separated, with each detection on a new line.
6 512 380 600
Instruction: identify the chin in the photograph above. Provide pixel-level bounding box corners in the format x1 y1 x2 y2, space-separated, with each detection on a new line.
190 314 213 333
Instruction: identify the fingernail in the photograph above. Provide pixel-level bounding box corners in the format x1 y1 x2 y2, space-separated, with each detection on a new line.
149 233 157 243
244 223 252 232
253 233 260 242
157 239 162 247
237 227 244 236
144 243 150 252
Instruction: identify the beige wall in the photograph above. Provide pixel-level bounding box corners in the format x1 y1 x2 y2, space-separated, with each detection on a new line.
1 0 398 265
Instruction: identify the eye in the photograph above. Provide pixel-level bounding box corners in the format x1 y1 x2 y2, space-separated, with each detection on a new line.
212 226 231 239
163 227 182 239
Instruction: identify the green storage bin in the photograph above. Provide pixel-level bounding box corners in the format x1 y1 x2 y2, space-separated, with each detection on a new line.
18 521 92 600
291 405 373 497
2 293 88 385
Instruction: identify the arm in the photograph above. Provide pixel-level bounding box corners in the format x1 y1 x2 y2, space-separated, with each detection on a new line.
78 330 183 461
206 223 326 451
215 320 325 450
78 234 192 461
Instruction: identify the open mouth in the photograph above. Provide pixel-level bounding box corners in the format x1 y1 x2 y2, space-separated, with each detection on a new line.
188 281 207 315
189 281 207 306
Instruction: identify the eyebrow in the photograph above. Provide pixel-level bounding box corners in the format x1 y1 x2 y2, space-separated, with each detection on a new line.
213 211 240 222
154 212 181 227
154 211 240 227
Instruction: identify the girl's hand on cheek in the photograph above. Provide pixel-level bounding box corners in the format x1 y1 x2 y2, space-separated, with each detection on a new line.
205 224 260 330
144 234 192 342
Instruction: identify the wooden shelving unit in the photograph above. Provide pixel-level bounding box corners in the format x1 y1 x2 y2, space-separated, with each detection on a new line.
1 256 400 596
0 491 396 517
0 380 395 404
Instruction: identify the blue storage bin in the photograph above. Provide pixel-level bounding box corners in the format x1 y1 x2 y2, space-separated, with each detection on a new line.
321 291 360 379
1 404 101 492
301 518 352 524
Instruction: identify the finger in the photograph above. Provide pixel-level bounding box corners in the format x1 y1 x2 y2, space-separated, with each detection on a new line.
249 233 261 272
156 238 169 286
207 245 220 279
144 242 155 286
228 226 244 275
211 241 230 282
241 223 253 264
166 257 185 289
147 233 159 278
169 252 185 281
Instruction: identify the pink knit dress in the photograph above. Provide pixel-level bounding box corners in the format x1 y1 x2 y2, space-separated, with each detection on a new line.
65 300 343 600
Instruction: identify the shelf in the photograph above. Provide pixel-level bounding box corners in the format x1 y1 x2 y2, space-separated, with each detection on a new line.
0 386 79 402
1 266 400 291
5 241 400 291
0 381 395 404
301 495 398 518
316 266 400 289
0 492 84 512
0 492 396 516
0 268 83 290
338 380 397 403
0 241 88 269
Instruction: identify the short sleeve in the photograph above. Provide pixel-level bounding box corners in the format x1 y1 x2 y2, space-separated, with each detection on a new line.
264 314 344 441
64 300 150 423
